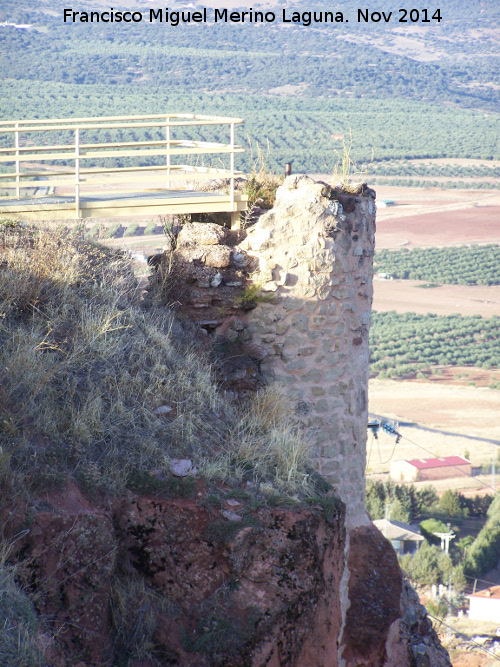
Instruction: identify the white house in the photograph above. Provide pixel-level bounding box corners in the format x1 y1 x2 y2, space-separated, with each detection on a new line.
467 586 500 623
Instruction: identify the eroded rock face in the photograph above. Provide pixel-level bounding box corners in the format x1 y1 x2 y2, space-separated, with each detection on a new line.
341 524 452 667
342 524 403 666
7 488 346 666
115 496 346 666
7 482 115 665
4 485 453 667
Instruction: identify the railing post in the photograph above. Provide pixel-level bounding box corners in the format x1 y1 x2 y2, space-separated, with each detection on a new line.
230 121 235 211
166 117 171 190
75 128 80 218
15 123 20 198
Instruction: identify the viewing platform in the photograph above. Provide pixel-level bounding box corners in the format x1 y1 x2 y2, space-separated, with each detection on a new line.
0 113 248 227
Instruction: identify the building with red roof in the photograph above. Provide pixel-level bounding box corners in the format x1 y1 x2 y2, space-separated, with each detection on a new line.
390 455 471 482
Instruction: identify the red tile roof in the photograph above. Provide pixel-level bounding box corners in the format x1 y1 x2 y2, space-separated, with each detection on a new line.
468 585 500 600
406 456 470 470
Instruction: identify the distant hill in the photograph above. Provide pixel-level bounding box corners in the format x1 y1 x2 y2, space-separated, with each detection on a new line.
1 0 499 172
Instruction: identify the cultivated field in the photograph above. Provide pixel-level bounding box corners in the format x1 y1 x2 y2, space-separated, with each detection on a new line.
376 201 500 250
373 280 500 316
368 379 500 484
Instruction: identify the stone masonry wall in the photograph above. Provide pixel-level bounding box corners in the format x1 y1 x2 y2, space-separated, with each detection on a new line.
154 175 376 523
147 178 453 667
239 175 376 524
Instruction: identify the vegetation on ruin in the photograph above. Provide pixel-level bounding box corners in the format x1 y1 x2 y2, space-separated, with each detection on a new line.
375 245 500 286
370 312 500 377
241 140 284 212
0 220 321 501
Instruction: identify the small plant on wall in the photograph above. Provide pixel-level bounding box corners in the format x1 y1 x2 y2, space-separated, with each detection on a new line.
235 283 273 310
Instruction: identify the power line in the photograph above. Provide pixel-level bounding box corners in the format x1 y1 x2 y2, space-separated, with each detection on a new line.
367 419 499 495
401 433 498 495
426 612 500 662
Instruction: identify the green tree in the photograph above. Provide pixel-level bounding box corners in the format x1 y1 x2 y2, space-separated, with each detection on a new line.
464 493 500 577
401 541 441 587
420 518 448 546
439 490 462 518
390 497 411 524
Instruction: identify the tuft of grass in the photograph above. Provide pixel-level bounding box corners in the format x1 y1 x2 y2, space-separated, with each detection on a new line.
202 387 316 496
110 575 177 664
331 129 372 194
0 542 43 666
0 222 235 494
234 283 273 310
242 138 283 213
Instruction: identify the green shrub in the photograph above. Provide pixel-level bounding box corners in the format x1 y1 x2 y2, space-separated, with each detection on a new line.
144 220 158 235
419 518 448 546
123 222 139 237
105 222 122 238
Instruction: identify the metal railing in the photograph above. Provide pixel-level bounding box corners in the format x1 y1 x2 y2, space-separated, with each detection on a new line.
0 113 245 218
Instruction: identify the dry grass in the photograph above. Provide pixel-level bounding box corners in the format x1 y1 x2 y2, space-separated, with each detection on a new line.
242 139 283 214
202 387 315 496
110 575 176 663
330 130 371 194
0 539 42 666
0 221 316 499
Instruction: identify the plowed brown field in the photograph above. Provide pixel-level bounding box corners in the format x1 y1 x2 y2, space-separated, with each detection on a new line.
376 205 500 250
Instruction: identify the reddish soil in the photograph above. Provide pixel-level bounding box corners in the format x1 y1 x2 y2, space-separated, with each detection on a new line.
376 205 500 250
449 651 498 667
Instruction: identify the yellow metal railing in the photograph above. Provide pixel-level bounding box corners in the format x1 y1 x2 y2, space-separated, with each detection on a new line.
0 113 245 218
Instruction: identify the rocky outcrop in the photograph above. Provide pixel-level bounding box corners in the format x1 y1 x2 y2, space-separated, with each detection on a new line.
342 524 451 667
5 482 347 666
3 482 452 667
